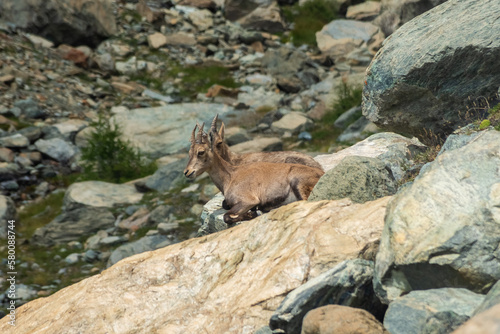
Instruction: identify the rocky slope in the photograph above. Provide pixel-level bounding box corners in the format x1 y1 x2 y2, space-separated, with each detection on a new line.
0 0 499 333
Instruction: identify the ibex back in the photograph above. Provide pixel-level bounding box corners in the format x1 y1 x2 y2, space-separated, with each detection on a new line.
209 114 323 170
184 124 324 225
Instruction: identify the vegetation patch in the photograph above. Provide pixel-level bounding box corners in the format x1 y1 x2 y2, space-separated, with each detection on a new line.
18 191 65 239
80 117 157 183
305 82 363 151
281 0 338 46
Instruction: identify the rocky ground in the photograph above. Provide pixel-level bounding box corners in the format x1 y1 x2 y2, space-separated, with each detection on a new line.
0 0 499 333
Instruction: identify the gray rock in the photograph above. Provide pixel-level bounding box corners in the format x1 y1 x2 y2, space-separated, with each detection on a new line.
237 2 285 33
84 249 99 262
374 130 500 304
270 259 383 334
35 138 77 162
157 222 179 234
337 116 379 143
13 98 45 119
314 132 427 182
309 156 397 203
0 0 117 47
384 288 484 334
111 103 240 158
271 112 313 134
230 137 283 154
0 195 17 239
261 47 309 77
334 106 362 129
148 205 174 226
473 280 500 316
31 207 115 246
0 134 29 148
145 159 188 193
107 234 173 268
374 0 448 36
17 126 42 143
224 0 273 21
0 162 20 181
9 284 37 302
316 19 383 59
1 180 19 191
363 0 500 141
64 181 144 211
197 193 227 236
64 253 82 265
99 236 128 247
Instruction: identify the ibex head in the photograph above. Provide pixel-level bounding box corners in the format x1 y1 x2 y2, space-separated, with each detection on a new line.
210 114 229 160
184 122 211 179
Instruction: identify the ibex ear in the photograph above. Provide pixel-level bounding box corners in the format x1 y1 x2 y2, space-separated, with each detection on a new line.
219 122 225 139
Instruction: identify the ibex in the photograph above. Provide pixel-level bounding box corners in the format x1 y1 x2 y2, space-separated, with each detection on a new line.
209 114 323 170
184 123 324 225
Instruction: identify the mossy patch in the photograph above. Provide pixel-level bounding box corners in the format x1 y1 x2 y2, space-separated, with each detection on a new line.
18 191 65 239
281 0 338 46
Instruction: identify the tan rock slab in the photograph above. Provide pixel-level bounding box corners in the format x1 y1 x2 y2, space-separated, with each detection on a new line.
0 197 390 333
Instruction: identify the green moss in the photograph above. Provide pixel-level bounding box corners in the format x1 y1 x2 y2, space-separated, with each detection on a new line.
479 119 491 130
282 0 338 46
18 192 65 239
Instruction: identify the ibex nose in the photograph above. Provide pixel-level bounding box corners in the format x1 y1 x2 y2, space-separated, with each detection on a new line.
184 169 195 179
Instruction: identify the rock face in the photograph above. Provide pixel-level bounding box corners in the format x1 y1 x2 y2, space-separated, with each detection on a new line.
374 130 500 304
270 259 383 334
384 288 484 334
308 156 397 203
301 305 387 334
34 138 77 162
0 197 390 333
363 0 500 141
110 103 238 158
0 0 117 47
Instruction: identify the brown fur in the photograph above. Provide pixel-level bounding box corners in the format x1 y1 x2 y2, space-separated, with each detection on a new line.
209 114 324 171
184 124 324 225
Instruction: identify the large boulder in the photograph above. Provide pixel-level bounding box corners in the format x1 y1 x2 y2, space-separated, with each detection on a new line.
374 130 500 304
384 288 484 334
308 156 397 203
0 0 117 47
0 197 390 333
110 103 239 158
270 259 384 334
314 132 426 181
363 0 500 141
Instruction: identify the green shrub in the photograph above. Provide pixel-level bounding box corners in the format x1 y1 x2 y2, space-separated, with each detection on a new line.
80 117 156 183
282 0 338 46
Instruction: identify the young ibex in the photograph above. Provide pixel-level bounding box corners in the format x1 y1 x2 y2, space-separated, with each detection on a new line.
184 123 324 225
209 114 323 170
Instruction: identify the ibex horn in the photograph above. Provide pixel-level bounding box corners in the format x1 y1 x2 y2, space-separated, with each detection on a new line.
190 124 197 143
196 122 206 144
210 114 219 133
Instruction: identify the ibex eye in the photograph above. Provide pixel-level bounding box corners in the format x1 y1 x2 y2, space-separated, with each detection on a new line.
198 151 205 156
